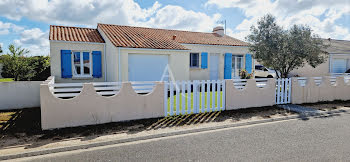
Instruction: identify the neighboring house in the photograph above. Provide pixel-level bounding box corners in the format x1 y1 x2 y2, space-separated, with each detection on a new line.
290 39 350 77
49 24 252 83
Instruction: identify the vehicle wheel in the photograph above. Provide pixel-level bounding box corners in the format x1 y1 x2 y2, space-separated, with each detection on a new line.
267 75 273 78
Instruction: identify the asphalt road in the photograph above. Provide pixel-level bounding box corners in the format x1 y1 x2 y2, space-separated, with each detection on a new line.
16 112 350 162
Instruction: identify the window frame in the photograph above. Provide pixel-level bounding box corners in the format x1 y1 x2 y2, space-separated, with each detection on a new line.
71 50 93 78
232 55 244 78
190 53 200 68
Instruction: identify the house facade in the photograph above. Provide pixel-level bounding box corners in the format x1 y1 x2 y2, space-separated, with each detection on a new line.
49 24 252 83
289 39 350 77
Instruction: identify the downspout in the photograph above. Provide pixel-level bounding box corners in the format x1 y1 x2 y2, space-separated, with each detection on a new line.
118 47 121 82
104 43 107 82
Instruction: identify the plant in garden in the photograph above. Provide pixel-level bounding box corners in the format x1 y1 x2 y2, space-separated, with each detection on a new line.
240 69 253 79
246 14 328 78
1 44 33 81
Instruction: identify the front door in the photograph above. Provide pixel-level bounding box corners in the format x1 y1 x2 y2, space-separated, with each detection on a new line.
210 54 219 80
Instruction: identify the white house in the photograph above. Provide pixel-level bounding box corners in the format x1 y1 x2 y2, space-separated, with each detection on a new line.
49 24 252 83
290 39 350 77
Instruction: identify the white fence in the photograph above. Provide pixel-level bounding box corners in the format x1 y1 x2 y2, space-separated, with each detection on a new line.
276 78 292 104
0 81 41 110
49 81 156 98
164 80 225 116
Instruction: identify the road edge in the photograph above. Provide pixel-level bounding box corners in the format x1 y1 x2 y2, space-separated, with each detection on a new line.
0 108 348 160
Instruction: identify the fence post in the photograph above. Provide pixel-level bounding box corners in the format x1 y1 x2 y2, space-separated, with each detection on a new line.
164 82 168 116
181 81 186 115
176 81 180 115
206 80 210 112
169 81 174 116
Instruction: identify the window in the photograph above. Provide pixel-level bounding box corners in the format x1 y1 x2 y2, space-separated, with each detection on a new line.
232 55 243 78
190 53 199 68
72 51 92 77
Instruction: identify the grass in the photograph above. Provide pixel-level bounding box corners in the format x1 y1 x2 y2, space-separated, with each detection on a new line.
0 78 14 82
167 91 224 115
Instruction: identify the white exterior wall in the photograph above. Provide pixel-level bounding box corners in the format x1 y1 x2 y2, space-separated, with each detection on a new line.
50 41 106 83
97 28 118 82
182 44 250 80
289 54 350 77
0 81 41 110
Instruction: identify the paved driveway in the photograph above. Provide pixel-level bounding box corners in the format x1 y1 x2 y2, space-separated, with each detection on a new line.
16 112 350 162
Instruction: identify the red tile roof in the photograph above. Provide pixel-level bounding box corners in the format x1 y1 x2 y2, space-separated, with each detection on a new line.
98 23 248 50
49 25 105 43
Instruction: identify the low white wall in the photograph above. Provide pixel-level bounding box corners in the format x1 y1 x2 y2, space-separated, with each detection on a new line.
291 77 350 104
41 78 165 130
225 79 276 110
0 81 41 110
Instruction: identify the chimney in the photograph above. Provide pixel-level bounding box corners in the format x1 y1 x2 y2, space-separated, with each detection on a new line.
172 35 177 40
213 26 224 36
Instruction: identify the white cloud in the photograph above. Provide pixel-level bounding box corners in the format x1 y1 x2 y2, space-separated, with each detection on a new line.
0 21 24 35
144 5 221 32
0 0 220 32
206 0 350 41
14 28 49 56
0 0 222 56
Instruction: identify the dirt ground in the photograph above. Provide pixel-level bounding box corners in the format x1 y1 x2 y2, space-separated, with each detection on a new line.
301 100 350 111
0 106 294 149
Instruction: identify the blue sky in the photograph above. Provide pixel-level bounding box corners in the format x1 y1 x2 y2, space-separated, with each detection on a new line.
0 0 349 55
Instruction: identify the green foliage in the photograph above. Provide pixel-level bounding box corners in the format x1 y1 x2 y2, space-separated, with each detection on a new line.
246 14 328 78
240 69 253 79
0 44 2 53
1 44 50 81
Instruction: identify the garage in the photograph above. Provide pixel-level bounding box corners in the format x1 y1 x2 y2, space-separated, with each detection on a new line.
128 54 169 81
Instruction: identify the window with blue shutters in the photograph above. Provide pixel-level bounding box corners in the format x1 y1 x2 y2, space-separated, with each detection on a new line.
61 50 72 78
201 52 208 69
92 51 102 78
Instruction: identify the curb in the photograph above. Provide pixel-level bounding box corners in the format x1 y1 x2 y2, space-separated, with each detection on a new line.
0 108 348 160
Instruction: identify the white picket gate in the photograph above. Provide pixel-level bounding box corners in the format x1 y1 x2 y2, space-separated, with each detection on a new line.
164 80 225 116
276 78 291 104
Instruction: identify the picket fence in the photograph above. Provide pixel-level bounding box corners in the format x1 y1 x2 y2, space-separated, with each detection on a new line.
164 80 225 116
276 78 292 104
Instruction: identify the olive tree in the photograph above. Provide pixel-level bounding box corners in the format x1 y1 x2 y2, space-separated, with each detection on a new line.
246 14 328 78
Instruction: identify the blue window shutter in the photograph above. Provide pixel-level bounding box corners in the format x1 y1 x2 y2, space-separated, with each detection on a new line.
201 52 208 69
92 51 102 78
61 50 72 78
245 54 253 74
224 53 232 79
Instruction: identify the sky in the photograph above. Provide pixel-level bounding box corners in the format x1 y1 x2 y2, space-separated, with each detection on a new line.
0 0 349 56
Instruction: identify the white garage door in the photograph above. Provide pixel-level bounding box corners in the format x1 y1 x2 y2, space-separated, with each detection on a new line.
128 54 169 81
332 59 347 73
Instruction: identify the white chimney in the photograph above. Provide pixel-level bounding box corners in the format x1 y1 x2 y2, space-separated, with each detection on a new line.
213 26 224 36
